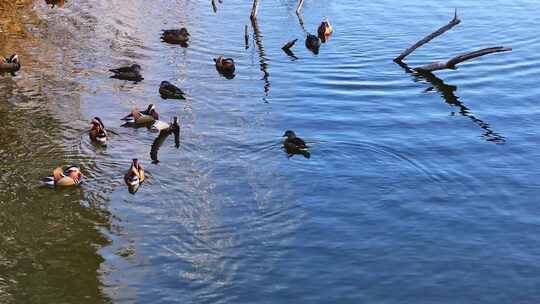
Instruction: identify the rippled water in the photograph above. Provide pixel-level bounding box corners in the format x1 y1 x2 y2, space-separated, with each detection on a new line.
2 0 540 302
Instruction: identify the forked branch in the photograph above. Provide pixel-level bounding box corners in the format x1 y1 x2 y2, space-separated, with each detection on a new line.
394 9 461 62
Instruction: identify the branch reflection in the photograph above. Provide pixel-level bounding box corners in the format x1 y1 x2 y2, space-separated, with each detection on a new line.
250 18 270 98
396 61 505 144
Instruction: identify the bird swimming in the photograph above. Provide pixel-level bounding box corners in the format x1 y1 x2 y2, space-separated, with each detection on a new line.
161 27 190 46
159 81 185 100
109 64 143 81
0 54 21 74
43 165 84 187
89 117 108 146
305 34 321 55
121 104 159 126
283 130 310 158
214 56 235 78
317 17 333 41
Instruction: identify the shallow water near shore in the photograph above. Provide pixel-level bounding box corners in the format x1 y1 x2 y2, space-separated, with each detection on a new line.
1 0 540 303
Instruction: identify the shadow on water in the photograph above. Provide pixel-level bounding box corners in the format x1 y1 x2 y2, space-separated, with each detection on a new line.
0 1 112 303
396 61 506 144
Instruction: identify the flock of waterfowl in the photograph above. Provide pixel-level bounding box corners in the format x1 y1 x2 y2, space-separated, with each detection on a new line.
0 12 333 193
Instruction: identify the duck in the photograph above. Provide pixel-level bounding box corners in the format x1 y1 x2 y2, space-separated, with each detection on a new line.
150 117 181 163
124 158 145 187
0 54 21 74
43 165 84 187
305 34 321 55
159 81 185 99
121 104 159 126
109 64 143 81
161 27 190 45
283 130 310 158
317 17 333 40
45 0 65 8
89 117 108 146
214 56 235 76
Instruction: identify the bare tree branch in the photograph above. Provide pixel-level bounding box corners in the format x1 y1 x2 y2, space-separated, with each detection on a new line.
244 24 249 49
394 10 460 62
414 46 512 72
250 0 260 20
296 0 305 15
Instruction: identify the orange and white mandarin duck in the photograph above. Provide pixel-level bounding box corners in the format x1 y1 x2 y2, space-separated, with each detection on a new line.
121 104 159 126
43 165 84 187
317 17 333 39
89 117 108 146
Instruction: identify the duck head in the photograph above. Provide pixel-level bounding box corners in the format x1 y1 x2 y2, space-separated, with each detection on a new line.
91 117 105 130
65 166 84 182
91 117 108 145
8 54 19 64
214 56 224 64
131 64 141 72
282 130 296 139
180 27 190 36
146 104 159 120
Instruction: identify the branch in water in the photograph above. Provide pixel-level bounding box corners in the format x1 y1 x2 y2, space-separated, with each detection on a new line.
296 0 305 15
414 46 512 72
394 9 461 62
250 0 260 20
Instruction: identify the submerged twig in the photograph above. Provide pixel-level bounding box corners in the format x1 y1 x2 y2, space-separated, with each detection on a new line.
394 9 461 62
414 46 512 72
244 24 249 49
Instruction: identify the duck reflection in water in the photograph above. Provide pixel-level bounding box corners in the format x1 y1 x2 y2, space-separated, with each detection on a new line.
45 0 65 8
150 117 180 164
125 159 144 194
283 130 310 159
396 61 505 144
